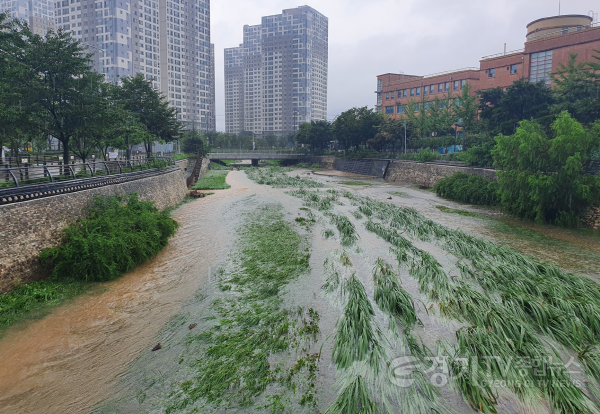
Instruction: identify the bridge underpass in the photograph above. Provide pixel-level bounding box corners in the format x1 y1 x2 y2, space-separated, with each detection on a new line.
208 151 308 166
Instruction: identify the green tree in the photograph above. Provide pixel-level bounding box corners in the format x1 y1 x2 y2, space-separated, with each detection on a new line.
331 107 383 150
114 74 179 157
454 83 478 145
0 15 37 161
492 111 600 225
295 120 332 151
19 29 104 164
181 129 207 156
479 79 554 135
551 53 600 124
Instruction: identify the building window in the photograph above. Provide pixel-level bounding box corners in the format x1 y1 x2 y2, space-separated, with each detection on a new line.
424 86 428 95
510 64 517 74
391 92 395 99
416 87 420 96
377 79 382 92
488 68 495 78
410 88 415 97
461 79 466 89
530 50 553 85
430 85 435 94
453 81 459 90
562 27 568 34
444 82 449 92
385 106 394 115
397 104 404 113
403 89 407 98
438 83 443 92
386 92 389 100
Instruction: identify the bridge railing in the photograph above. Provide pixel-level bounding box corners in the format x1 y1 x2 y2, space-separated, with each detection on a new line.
208 149 304 155
0 157 174 189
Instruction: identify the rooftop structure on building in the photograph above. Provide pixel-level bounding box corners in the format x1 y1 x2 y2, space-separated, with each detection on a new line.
224 5 328 137
376 13 600 118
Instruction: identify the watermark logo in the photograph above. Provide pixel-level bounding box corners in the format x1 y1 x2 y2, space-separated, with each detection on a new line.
389 355 583 389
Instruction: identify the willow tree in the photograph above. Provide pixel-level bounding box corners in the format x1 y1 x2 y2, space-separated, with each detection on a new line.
492 111 600 225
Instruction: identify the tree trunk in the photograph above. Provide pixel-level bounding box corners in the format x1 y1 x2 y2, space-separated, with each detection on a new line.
61 134 70 176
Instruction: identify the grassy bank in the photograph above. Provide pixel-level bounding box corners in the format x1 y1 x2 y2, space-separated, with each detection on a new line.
191 170 231 190
0 194 178 333
0 279 92 336
168 204 320 412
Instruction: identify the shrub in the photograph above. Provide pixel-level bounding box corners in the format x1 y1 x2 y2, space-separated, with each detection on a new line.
435 172 500 206
414 148 441 162
40 194 178 282
493 112 600 225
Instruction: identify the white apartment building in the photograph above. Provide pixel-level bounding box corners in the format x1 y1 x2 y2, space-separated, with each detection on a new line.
51 0 214 130
224 6 328 137
1 0 55 35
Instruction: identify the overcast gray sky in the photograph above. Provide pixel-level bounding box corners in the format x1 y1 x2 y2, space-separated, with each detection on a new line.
211 0 599 131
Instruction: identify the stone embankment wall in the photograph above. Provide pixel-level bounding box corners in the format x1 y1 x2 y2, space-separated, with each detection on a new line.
583 207 600 230
384 160 496 186
175 158 189 173
0 168 187 293
306 155 335 169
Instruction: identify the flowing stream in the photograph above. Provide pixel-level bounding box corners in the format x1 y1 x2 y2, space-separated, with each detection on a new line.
0 169 598 413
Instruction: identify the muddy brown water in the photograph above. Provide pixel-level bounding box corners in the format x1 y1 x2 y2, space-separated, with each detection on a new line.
0 169 598 413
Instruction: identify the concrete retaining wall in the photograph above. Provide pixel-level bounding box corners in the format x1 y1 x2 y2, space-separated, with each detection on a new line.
384 160 496 186
0 168 188 293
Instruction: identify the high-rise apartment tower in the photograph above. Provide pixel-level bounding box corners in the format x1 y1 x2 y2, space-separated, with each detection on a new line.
224 6 328 137
1 0 55 35
46 0 214 130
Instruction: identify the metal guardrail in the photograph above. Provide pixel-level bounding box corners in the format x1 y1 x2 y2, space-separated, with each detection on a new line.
423 67 479 79
481 48 525 60
0 158 175 206
526 22 600 42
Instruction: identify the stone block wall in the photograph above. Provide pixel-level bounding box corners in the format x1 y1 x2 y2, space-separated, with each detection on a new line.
384 160 496 186
0 168 188 293
307 155 335 169
582 206 600 230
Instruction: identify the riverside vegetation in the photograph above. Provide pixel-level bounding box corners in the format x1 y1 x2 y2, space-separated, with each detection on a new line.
0 194 178 333
435 112 600 226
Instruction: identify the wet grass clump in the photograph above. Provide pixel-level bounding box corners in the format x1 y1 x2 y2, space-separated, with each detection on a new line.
245 166 324 188
434 172 499 206
338 181 371 186
328 214 359 246
356 194 600 413
168 204 320 412
436 205 482 218
0 278 91 334
191 170 231 190
39 194 178 282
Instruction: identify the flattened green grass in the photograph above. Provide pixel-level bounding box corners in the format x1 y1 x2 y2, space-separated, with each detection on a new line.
192 170 231 190
168 204 320 412
436 205 482 218
0 279 92 335
338 181 371 186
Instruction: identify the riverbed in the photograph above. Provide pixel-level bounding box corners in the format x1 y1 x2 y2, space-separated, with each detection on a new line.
1 168 599 414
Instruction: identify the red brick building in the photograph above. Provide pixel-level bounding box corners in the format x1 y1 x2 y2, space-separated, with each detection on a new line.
376 14 600 119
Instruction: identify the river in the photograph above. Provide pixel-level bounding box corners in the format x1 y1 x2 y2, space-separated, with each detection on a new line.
0 168 598 414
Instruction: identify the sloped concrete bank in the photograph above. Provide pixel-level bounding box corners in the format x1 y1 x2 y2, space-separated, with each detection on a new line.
0 168 188 293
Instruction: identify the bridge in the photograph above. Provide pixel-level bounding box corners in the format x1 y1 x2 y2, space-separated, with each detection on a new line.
208 150 308 166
